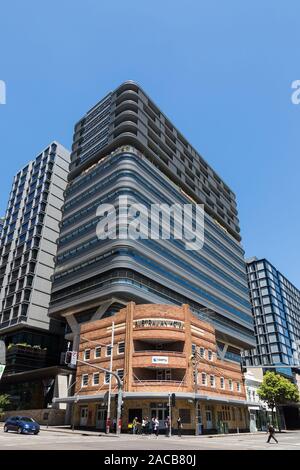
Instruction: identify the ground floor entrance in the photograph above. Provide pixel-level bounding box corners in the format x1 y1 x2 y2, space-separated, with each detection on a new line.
72 397 250 435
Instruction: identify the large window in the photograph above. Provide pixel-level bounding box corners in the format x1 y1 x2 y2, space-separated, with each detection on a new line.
81 374 89 387
178 409 191 424
118 342 125 354
93 373 100 386
95 346 101 358
84 349 90 361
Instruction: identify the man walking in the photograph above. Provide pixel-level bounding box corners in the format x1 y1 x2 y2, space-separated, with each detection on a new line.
266 423 278 443
177 416 183 437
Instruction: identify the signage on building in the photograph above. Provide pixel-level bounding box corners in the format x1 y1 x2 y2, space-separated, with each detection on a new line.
152 356 169 365
0 364 5 380
134 319 184 329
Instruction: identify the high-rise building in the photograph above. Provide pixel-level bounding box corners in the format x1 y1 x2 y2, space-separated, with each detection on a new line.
49 81 254 359
0 217 4 237
244 257 300 370
0 142 70 374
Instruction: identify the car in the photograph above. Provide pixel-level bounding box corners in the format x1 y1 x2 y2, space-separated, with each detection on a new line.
4 416 40 435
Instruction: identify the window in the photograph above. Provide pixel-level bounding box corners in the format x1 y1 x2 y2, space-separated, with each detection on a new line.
220 377 225 389
94 347 101 358
118 342 125 355
93 373 100 386
104 371 110 384
199 347 205 358
208 350 213 361
117 369 124 382
178 409 191 424
228 379 233 391
192 343 196 354
201 373 207 385
106 345 112 357
81 374 89 387
84 349 90 360
210 375 215 387
237 382 241 392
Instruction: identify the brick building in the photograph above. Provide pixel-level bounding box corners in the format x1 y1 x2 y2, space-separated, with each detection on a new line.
55 303 249 434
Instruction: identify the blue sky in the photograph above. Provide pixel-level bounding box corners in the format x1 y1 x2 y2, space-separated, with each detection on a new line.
0 0 299 287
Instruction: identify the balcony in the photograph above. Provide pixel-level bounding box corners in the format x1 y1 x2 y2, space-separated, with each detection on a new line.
132 351 186 369
131 366 187 392
4 343 54 373
133 319 185 342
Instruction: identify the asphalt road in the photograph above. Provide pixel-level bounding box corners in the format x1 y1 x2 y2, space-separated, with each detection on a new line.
0 429 299 450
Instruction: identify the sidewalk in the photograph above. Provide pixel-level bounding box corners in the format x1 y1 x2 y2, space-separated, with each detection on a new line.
39 426 293 438
1 423 295 438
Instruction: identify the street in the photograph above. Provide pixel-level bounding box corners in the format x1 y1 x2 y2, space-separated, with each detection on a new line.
0 428 299 450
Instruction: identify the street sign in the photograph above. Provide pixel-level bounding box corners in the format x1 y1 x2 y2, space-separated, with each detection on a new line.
0 364 5 380
70 351 78 366
0 340 5 365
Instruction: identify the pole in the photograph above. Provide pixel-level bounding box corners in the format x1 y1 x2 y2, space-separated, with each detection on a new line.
194 361 199 436
106 321 115 434
169 393 172 437
116 382 123 436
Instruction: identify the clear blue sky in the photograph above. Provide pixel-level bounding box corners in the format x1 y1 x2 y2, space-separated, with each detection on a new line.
0 0 299 287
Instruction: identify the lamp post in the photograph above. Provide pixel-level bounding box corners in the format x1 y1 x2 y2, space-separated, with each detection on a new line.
190 353 200 436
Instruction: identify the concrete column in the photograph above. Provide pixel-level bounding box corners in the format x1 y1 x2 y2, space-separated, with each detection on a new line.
124 302 135 392
183 304 193 390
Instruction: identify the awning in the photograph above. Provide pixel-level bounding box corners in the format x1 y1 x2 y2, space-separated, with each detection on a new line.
53 391 248 406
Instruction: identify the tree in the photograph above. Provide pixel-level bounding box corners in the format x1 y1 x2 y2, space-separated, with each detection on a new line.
0 394 10 416
257 371 299 431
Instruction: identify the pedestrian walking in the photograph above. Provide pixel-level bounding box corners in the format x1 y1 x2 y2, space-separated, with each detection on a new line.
164 416 171 436
151 416 156 434
132 417 138 435
145 416 150 435
266 423 278 443
142 417 147 435
177 416 183 437
154 417 159 437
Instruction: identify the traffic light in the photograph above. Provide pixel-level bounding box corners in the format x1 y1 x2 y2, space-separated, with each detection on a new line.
171 393 176 407
64 351 73 365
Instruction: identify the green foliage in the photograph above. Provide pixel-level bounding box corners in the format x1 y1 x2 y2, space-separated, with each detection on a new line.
257 371 300 410
7 343 47 351
0 394 10 411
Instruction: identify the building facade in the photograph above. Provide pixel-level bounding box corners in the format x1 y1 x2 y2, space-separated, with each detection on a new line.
244 367 273 432
0 217 4 238
54 303 249 434
49 82 254 359
0 142 70 406
244 257 300 370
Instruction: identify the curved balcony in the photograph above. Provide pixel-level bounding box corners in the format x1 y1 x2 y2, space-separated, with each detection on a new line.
132 351 186 369
133 327 185 343
131 379 188 393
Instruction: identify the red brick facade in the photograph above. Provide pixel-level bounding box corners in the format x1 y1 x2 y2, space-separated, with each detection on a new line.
73 303 249 434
